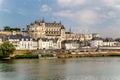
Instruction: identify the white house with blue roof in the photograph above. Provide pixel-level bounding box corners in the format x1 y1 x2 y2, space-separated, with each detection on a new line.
38 38 61 49
8 35 38 50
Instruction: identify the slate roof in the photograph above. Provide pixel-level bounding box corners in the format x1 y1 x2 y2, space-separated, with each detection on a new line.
8 35 35 41
38 38 58 42
103 38 114 42
9 35 22 39
91 37 103 40
61 25 65 29
27 20 65 29
65 32 73 34
62 40 80 43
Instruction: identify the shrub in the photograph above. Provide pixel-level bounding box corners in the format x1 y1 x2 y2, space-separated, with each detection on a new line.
12 54 38 59
41 54 54 57
0 41 15 58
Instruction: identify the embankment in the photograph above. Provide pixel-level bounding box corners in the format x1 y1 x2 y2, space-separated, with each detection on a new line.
56 52 120 58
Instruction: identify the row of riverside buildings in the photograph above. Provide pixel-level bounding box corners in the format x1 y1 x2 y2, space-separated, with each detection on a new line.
1 20 120 51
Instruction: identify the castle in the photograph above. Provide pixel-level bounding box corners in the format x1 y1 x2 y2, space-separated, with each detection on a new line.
26 20 99 41
1 20 120 51
0 20 99 42
0 20 101 50
27 20 65 40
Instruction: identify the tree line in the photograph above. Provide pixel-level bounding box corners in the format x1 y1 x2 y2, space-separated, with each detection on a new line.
3 26 21 31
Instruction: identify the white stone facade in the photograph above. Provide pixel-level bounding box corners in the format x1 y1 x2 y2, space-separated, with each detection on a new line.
90 40 103 47
65 32 99 41
62 40 80 50
90 38 118 48
8 35 38 50
38 38 61 49
27 20 65 40
19 38 38 50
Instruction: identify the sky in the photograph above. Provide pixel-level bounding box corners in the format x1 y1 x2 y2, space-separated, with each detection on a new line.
0 0 120 38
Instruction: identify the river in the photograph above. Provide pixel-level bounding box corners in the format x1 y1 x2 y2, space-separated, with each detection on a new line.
0 57 120 80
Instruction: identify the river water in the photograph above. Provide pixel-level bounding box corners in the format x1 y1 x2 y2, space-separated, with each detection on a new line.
0 57 120 80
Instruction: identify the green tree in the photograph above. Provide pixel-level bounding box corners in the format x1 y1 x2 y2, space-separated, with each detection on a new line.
0 41 16 58
4 26 21 31
4 26 11 31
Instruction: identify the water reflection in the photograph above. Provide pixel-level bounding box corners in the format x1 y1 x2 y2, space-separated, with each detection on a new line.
0 58 120 80
0 60 15 72
0 59 14 64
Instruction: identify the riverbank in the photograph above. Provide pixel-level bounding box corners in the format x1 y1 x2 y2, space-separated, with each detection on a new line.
2 49 120 59
56 52 120 58
11 52 120 59
11 54 39 59
10 54 56 59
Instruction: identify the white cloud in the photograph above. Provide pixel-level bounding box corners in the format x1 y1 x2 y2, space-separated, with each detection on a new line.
17 9 27 15
54 9 100 25
54 10 74 18
103 0 120 9
107 11 117 18
100 11 117 22
78 10 100 25
0 0 11 13
53 0 120 37
0 8 11 13
0 0 3 8
99 26 120 38
57 0 86 7
40 5 52 12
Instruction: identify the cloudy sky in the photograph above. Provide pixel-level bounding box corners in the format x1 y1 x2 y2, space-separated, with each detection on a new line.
0 0 120 38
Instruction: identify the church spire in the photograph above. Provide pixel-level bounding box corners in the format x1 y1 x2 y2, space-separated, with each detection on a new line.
60 20 61 25
42 18 45 23
69 27 72 33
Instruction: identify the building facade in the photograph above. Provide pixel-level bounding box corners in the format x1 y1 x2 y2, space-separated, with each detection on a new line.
38 38 61 49
19 36 38 50
65 32 99 41
90 37 118 48
8 35 38 50
90 37 103 47
62 40 80 50
0 30 23 36
27 20 65 40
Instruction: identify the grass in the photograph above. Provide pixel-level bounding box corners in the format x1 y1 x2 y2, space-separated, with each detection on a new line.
57 53 120 58
11 54 54 59
12 54 39 59
109 53 120 57
41 54 54 57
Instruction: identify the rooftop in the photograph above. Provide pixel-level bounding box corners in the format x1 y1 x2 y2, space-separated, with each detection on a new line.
27 20 65 29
